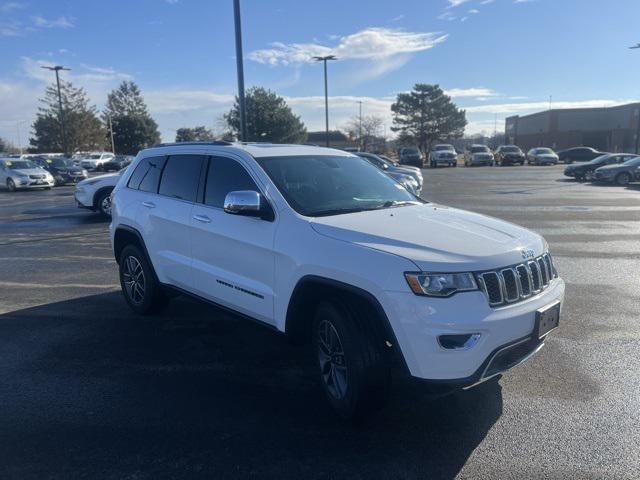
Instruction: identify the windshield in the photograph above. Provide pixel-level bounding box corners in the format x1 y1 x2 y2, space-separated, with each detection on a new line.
402 148 419 155
622 157 640 166
588 155 610 165
51 158 75 167
535 148 553 154
4 160 35 169
434 145 454 151
88 154 102 159
471 146 490 153
501 146 521 153
256 155 420 217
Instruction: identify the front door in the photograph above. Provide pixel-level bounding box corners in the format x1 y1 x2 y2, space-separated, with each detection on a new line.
190 155 276 325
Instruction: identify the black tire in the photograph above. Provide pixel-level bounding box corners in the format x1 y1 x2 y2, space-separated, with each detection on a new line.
6 178 16 192
95 189 113 217
452 162 457 168
312 300 390 420
616 172 631 186
118 245 168 315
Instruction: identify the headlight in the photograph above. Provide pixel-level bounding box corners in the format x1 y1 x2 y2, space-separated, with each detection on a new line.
404 272 478 297
82 169 89 176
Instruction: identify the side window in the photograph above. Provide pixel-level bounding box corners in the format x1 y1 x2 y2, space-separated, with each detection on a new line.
158 154 205 202
127 156 166 191
204 156 259 208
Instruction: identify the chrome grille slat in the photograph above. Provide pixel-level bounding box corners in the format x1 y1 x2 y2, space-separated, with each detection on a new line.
477 254 556 308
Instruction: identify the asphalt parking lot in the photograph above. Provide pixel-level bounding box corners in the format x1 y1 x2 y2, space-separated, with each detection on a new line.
1 165 639 479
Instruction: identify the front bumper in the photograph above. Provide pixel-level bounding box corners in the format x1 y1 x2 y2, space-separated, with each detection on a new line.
12 178 55 189
380 277 565 382
74 187 94 209
470 157 493 165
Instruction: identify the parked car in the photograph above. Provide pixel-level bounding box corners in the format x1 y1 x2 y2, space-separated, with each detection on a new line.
356 152 423 195
0 158 55 191
110 142 564 419
79 152 116 170
31 156 89 185
74 168 127 216
399 147 423 167
429 144 458 168
592 156 640 185
494 145 525 166
556 147 604 164
527 148 559 165
464 145 495 167
102 155 134 172
564 153 637 181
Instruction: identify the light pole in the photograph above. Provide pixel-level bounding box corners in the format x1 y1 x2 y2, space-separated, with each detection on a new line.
356 100 363 150
233 0 247 142
107 115 116 153
16 120 27 154
313 55 337 147
41 65 71 155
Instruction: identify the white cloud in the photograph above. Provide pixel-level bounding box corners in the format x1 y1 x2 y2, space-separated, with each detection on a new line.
447 0 472 7
445 87 499 98
464 99 637 115
248 27 447 66
468 9 480 14
0 1 25 12
31 15 75 29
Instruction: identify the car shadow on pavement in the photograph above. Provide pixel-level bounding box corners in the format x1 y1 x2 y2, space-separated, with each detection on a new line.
0 292 502 479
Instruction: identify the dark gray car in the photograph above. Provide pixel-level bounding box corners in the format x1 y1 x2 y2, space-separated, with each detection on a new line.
592 156 640 185
356 152 423 193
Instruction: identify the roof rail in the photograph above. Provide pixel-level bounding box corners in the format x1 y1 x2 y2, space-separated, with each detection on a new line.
152 141 233 148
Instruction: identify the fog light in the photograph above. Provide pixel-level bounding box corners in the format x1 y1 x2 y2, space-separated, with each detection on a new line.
438 333 481 350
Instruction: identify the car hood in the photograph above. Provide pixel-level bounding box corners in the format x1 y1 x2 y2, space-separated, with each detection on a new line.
503 152 524 156
596 164 626 172
473 152 493 157
77 172 120 186
309 203 545 271
392 165 421 173
389 165 421 178
537 154 558 159
9 168 49 176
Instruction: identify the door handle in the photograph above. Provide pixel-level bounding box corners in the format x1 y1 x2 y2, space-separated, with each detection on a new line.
193 214 211 223
142 201 155 208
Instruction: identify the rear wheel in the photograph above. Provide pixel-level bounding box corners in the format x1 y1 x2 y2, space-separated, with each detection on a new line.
118 245 168 315
95 190 113 217
313 300 389 420
616 172 631 186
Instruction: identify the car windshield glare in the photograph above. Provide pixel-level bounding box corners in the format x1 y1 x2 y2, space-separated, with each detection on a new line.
471 147 490 153
622 157 640 166
536 149 553 154
589 155 609 164
5 160 35 169
502 146 521 153
256 154 421 217
435 145 454 151
52 158 74 167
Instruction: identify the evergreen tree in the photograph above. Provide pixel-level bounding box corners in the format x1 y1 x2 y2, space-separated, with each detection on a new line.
225 87 307 143
30 80 106 154
104 81 161 155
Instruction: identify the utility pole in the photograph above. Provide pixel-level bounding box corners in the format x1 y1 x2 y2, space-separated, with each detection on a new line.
493 113 498 147
233 0 247 142
41 65 71 155
16 120 27 155
313 55 337 147
107 115 116 154
357 100 363 151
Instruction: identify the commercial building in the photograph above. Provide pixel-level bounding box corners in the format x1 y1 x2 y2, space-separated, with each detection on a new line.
505 102 640 153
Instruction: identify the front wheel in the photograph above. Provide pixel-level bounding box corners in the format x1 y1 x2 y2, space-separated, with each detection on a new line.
616 172 631 186
6 178 16 192
313 301 389 420
95 190 113 217
118 245 168 315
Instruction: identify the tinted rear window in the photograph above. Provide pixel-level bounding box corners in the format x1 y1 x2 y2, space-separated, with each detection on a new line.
204 156 259 208
158 154 205 202
128 156 166 191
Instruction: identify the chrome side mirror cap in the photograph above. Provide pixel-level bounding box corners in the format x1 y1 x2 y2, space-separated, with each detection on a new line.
224 190 273 220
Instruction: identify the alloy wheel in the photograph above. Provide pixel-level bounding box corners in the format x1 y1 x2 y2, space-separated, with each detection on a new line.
7 179 16 192
122 256 146 304
317 319 348 400
617 173 630 186
100 195 112 216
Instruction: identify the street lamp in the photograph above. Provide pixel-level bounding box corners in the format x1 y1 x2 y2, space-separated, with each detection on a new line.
313 55 337 147
233 0 247 142
41 65 71 155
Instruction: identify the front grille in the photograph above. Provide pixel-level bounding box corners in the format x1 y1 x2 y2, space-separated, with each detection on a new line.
29 174 45 179
477 253 557 307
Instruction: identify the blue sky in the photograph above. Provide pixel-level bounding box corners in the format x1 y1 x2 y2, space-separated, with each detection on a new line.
1 0 639 145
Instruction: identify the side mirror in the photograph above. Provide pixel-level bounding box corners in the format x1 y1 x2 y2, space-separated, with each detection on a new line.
223 190 273 221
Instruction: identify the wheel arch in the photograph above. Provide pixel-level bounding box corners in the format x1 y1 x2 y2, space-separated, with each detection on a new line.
285 275 409 374
92 186 114 210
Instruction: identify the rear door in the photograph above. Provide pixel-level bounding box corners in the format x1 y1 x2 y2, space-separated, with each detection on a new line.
190 154 277 325
135 153 205 290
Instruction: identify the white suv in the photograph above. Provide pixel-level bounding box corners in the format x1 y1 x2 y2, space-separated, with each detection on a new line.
110 142 565 419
